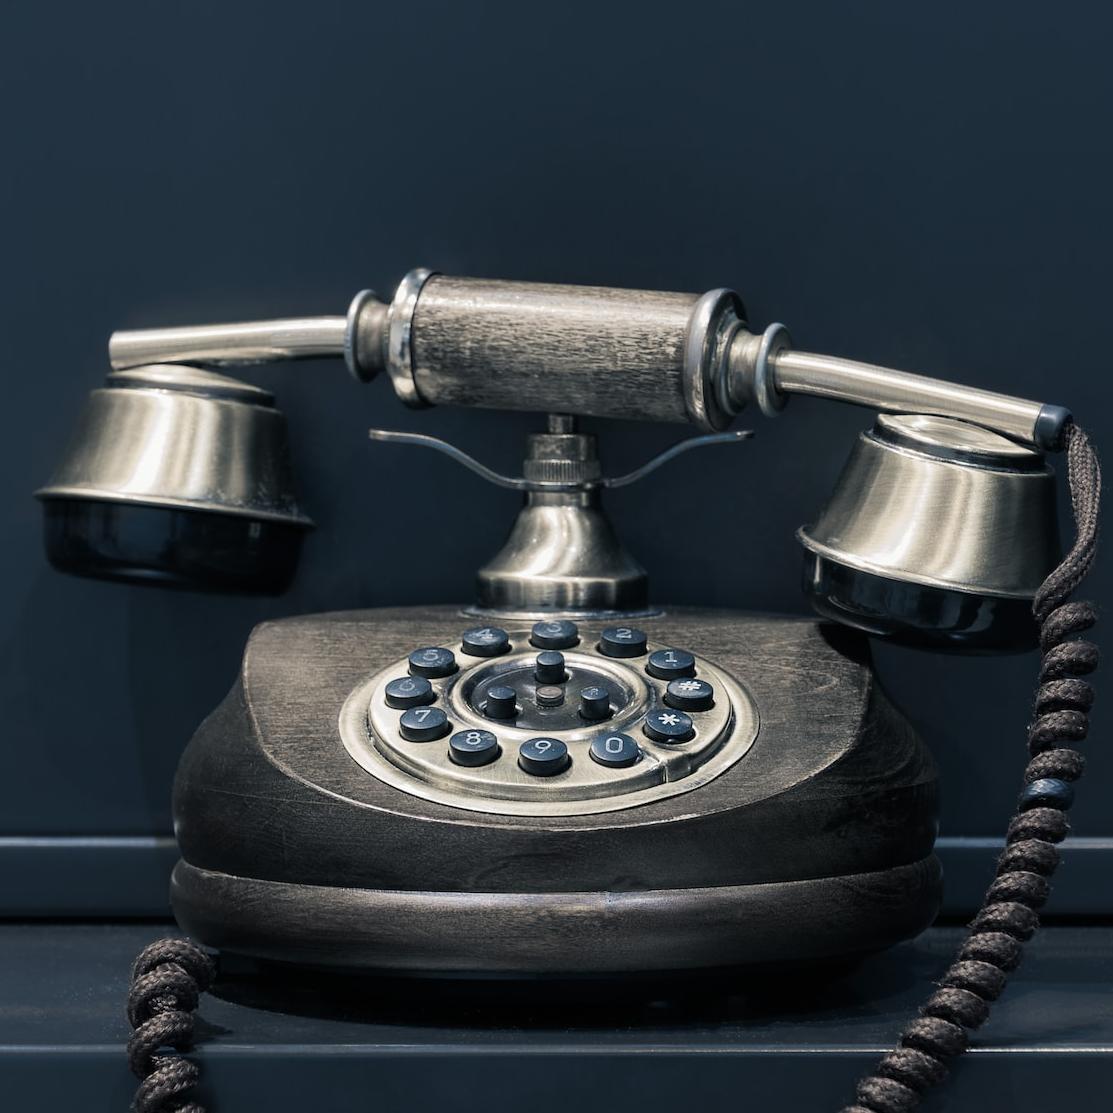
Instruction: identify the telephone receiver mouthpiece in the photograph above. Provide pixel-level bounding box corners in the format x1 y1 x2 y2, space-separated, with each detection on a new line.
799 413 1062 650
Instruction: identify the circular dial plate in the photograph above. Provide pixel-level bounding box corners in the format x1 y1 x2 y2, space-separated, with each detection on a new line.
339 627 759 817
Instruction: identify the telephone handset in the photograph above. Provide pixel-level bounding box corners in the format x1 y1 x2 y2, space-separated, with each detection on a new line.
36 271 1100 1112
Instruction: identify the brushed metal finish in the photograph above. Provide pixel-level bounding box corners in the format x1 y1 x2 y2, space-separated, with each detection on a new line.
476 430 647 609
410 276 701 423
767 346 1048 447
799 414 1060 598
342 630 757 816
478 491 647 610
36 365 312 526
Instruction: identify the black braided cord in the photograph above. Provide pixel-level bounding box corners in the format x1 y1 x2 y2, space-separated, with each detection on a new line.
127 938 216 1113
839 421 1102 1113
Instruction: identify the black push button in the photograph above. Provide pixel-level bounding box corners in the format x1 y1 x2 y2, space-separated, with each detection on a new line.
535 685 565 707
483 685 518 720
399 705 451 742
518 737 571 776
408 647 457 678
664 677 715 712
448 729 500 767
579 685 612 721
589 731 641 768
385 675 435 709
643 707 694 743
534 650 567 684
646 648 696 680
530 619 579 650
598 626 647 658
461 626 510 657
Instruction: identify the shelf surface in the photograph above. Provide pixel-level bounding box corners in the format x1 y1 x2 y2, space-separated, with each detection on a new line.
0 922 1111 1111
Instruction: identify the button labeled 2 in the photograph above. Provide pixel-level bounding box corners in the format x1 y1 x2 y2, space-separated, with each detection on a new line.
598 627 647 658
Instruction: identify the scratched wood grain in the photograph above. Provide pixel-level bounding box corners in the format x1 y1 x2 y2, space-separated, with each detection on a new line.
171 607 940 970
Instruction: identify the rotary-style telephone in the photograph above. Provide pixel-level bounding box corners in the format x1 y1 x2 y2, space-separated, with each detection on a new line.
36 271 1101 1112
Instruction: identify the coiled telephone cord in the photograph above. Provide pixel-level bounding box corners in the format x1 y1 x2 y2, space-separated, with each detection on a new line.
125 426 1100 1113
126 937 215 1113
841 420 1101 1113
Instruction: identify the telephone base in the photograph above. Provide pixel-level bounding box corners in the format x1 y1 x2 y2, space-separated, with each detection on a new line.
172 606 941 975
172 855 941 975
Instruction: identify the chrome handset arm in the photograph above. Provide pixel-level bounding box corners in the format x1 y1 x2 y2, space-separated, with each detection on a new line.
106 269 1070 450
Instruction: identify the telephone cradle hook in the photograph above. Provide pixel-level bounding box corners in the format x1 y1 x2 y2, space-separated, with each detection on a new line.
366 427 753 492
368 422 752 611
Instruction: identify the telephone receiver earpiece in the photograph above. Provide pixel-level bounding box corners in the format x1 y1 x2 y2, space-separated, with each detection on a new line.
35 364 313 594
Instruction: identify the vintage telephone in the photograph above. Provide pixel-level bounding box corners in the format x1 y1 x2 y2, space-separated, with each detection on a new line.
36 271 1100 1112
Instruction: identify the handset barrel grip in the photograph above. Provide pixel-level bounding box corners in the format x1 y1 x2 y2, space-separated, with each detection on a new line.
404 275 727 427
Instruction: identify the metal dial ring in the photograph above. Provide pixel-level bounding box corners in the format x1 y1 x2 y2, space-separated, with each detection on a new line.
339 629 759 817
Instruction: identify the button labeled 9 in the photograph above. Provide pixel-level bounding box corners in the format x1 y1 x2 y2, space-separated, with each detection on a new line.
518 737 571 776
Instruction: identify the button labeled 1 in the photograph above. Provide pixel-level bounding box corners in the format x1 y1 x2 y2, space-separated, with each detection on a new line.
646 648 696 680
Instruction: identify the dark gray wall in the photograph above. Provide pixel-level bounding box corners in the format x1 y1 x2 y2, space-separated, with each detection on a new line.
2 1 1110 844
